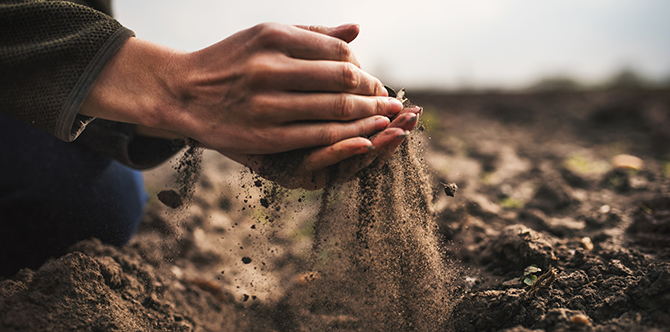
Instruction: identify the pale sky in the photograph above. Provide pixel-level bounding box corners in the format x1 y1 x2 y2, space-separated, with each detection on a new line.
113 0 670 89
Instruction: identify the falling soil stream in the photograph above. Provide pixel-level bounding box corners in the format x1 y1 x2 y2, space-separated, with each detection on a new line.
267 134 456 331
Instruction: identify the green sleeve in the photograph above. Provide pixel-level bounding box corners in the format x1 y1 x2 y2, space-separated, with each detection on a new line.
0 0 133 142
1 0 186 169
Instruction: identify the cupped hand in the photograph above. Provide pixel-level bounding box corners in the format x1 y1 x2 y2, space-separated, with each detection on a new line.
227 105 423 190
159 22 404 156
79 22 414 190
215 24 422 189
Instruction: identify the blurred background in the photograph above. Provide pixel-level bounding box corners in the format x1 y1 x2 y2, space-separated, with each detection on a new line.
114 0 670 91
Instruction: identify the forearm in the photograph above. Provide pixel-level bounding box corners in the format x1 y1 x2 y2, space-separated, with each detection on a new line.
79 37 185 133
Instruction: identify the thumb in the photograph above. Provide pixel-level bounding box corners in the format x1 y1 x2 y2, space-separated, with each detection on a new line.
296 23 361 43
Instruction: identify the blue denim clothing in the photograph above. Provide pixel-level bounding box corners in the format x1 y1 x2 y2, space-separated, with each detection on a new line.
0 112 147 276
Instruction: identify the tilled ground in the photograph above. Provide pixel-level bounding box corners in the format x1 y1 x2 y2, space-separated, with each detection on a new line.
1 89 669 332
418 90 670 331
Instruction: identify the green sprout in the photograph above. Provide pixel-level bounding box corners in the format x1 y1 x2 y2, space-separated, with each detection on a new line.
500 197 524 209
662 161 670 179
563 154 610 175
523 264 542 286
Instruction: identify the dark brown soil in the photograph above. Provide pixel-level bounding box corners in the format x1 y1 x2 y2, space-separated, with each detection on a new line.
1 89 669 332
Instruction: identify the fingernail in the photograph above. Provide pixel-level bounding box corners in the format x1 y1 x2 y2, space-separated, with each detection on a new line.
356 144 375 154
374 116 390 130
407 106 422 114
388 98 403 115
397 130 410 140
335 23 358 30
407 114 418 124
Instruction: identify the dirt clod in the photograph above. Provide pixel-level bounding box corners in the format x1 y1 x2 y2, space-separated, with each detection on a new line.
157 189 183 209
443 182 458 197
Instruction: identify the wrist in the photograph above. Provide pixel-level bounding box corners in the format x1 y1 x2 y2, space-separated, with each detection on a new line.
79 37 187 133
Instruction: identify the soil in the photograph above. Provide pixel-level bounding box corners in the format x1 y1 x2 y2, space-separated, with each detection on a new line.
1 89 670 331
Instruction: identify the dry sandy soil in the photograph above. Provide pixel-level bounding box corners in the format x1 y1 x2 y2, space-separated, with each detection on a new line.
1 89 669 331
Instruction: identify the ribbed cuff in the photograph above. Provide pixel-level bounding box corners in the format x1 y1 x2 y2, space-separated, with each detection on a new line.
55 26 135 142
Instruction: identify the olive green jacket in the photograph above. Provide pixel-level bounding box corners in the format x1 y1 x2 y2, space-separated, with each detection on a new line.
0 0 184 169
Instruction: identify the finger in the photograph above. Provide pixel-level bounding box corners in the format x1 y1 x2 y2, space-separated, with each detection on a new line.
260 24 360 67
388 110 421 131
298 137 373 173
273 115 390 152
372 108 422 166
332 128 407 180
295 24 360 43
390 105 422 120
264 58 386 96
252 93 403 122
227 137 373 191
374 130 410 164
294 24 361 66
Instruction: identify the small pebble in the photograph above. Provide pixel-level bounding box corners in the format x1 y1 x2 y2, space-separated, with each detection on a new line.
158 190 183 209
612 154 644 171
443 183 458 197
570 314 590 326
599 204 611 214
581 237 594 251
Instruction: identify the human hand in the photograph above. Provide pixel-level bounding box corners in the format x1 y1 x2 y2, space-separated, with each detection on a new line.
216 25 421 189
80 23 402 153
163 23 407 156
80 23 412 189
226 104 422 190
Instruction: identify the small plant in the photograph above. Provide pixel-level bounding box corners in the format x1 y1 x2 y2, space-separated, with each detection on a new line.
500 197 524 209
662 160 670 179
523 264 542 286
563 154 610 175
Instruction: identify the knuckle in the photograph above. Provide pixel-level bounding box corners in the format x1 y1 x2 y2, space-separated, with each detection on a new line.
374 97 387 115
247 95 269 119
245 55 277 85
356 120 369 135
253 22 290 48
336 41 352 61
251 128 281 154
307 25 323 33
318 126 340 145
339 62 359 90
334 94 355 119
374 78 385 96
